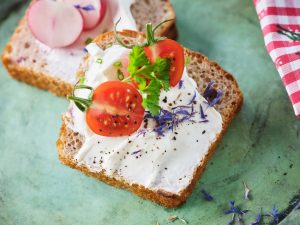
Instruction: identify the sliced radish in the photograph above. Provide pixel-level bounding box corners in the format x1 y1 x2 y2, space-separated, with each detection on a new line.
27 0 83 48
63 0 106 31
99 0 107 24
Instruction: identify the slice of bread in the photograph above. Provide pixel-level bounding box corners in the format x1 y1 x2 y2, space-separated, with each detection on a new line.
56 30 243 208
1 0 176 97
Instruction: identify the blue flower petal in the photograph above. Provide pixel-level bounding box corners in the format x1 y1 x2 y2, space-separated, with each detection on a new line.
199 104 206 120
208 91 223 107
178 80 184 89
249 211 261 225
203 81 214 99
272 205 279 223
188 91 196 105
200 189 214 201
81 4 95 11
224 200 249 215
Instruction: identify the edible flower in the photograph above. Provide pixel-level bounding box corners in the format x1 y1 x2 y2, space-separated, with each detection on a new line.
144 87 215 136
136 129 147 137
187 92 196 105
199 104 207 120
249 211 261 225
224 200 249 215
131 150 141 155
203 81 223 107
200 189 214 201
145 104 196 136
74 4 95 11
178 80 184 89
269 205 279 224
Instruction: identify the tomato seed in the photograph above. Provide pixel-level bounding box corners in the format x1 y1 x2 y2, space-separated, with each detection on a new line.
109 93 114 100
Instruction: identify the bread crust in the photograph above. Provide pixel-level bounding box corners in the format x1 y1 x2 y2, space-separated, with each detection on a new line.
1 0 177 97
2 50 73 97
56 30 243 208
1 17 73 97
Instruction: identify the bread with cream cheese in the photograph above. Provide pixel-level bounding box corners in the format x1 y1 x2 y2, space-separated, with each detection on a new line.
56 30 243 208
1 0 177 97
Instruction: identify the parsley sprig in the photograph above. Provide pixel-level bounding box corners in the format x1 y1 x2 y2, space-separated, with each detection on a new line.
128 46 170 116
114 18 175 116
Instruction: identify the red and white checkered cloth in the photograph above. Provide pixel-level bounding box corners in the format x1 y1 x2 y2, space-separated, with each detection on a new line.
254 0 300 118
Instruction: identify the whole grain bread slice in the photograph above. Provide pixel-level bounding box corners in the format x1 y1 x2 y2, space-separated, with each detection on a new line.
1 0 177 97
56 30 243 208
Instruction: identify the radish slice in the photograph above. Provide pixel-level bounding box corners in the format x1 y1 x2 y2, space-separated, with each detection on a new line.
27 0 83 48
99 0 107 24
63 0 106 31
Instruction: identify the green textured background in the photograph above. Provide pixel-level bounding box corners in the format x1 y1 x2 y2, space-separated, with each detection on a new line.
0 1 299 224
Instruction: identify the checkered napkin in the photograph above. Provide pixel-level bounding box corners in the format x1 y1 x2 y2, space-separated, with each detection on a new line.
254 0 300 118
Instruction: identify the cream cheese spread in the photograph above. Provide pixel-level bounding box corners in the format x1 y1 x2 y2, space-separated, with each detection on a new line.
36 0 136 84
66 43 223 194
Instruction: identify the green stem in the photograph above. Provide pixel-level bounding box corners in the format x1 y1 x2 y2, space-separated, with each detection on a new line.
74 101 87 112
114 18 134 49
152 19 175 34
73 84 94 99
67 96 92 112
74 85 93 90
146 23 156 45
133 65 149 76
122 76 132 83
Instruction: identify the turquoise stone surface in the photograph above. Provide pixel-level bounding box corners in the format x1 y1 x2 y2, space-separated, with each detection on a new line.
0 0 299 224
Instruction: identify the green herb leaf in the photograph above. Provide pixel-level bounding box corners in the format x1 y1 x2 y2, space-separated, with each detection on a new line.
113 61 122 68
96 58 103 64
153 57 171 91
184 56 191 66
79 76 85 85
85 37 93 45
128 46 170 116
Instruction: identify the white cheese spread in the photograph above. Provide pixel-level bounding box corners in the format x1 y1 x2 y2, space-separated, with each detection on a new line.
66 43 223 194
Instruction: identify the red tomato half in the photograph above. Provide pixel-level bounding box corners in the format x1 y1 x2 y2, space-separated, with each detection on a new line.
144 39 184 87
86 81 145 137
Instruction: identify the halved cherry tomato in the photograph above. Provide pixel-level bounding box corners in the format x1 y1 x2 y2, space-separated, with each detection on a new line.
144 39 184 87
86 81 145 136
